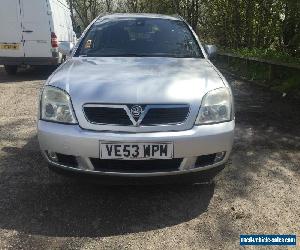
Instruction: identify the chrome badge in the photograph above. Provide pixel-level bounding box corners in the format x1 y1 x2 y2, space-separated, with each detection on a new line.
130 105 143 119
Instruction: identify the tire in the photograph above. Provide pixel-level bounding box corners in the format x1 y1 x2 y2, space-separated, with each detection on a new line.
4 65 18 75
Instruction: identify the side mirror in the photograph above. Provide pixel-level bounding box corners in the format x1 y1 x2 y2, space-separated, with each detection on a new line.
204 45 218 59
58 42 74 57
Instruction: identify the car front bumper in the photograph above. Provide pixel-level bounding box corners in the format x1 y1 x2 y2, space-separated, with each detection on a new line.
38 120 235 178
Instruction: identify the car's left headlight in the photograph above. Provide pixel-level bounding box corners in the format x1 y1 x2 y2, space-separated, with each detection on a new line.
40 86 77 124
195 87 233 125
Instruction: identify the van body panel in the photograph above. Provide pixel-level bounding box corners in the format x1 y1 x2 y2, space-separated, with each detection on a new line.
21 0 52 58
49 0 74 43
0 0 74 66
0 0 24 57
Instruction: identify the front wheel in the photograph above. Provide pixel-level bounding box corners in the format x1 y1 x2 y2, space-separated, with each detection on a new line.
4 65 18 75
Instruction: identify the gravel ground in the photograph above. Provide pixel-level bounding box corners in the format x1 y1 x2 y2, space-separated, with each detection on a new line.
0 65 299 250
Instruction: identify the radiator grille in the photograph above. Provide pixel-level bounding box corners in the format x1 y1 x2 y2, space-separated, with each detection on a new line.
141 107 189 125
84 106 132 125
83 105 189 126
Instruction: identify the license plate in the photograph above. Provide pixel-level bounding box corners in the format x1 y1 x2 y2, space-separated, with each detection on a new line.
100 142 174 160
0 43 20 50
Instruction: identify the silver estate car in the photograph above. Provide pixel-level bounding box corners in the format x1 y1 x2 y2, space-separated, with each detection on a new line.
38 13 235 183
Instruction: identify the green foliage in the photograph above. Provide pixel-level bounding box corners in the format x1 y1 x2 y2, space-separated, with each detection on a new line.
272 76 300 94
216 54 300 95
68 0 300 64
203 0 299 55
226 48 300 65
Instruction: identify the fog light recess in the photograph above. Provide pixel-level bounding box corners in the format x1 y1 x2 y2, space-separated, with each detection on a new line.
195 152 227 168
214 151 226 163
46 151 58 162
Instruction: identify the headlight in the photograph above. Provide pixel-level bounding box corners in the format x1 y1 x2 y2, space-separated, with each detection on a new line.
195 87 232 125
40 86 77 124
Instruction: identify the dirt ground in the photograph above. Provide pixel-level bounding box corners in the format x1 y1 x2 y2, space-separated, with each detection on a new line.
0 65 299 250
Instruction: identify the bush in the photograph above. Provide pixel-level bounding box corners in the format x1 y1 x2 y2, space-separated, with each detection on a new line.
225 48 300 65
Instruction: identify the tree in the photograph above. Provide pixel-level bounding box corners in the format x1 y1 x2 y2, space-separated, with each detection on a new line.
68 0 300 57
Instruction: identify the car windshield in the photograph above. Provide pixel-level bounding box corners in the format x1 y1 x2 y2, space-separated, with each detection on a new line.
75 17 203 58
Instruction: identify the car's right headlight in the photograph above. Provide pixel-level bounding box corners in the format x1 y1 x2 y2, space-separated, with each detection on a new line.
40 86 77 124
195 87 233 125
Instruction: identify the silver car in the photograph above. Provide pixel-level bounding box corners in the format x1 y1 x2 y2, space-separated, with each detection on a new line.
38 13 235 183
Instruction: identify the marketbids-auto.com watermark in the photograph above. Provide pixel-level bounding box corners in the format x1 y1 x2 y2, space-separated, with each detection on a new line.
240 235 297 246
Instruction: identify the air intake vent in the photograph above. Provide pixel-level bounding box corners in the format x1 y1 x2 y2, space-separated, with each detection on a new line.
90 158 183 173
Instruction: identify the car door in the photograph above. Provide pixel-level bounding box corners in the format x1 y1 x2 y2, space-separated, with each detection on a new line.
0 0 24 58
20 0 52 58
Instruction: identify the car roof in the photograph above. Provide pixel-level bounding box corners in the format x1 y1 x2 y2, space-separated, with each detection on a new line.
97 13 183 22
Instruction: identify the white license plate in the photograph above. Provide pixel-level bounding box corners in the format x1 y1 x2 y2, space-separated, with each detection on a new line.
100 142 174 160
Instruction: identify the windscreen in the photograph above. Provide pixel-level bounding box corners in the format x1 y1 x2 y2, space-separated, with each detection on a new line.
75 18 203 58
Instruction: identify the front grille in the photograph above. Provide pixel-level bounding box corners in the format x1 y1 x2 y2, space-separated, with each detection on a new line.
90 158 183 173
141 107 189 125
84 106 132 125
83 105 189 126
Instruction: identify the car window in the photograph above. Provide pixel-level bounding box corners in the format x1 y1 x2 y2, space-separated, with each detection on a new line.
75 18 203 58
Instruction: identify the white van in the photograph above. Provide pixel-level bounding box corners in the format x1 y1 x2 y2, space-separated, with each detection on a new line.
0 0 76 75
